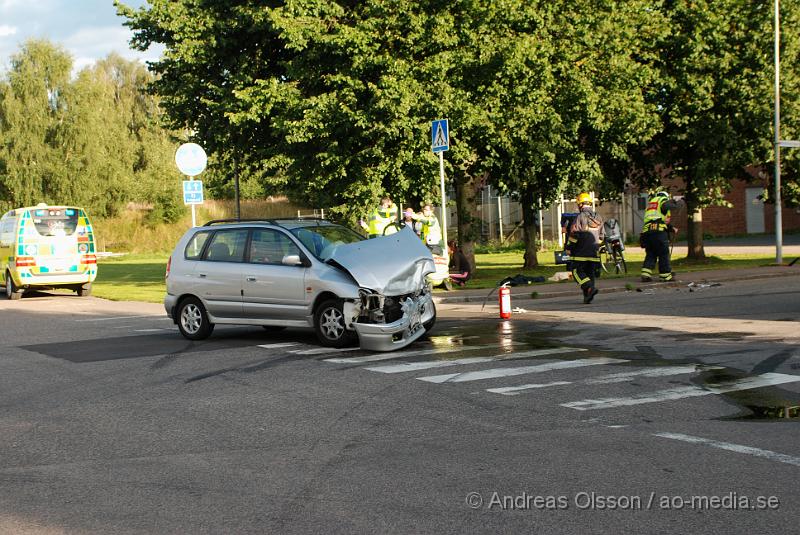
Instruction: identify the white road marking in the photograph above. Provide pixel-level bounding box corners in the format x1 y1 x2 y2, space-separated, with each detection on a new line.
366 347 585 374
292 346 363 356
487 365 713 396
75 314 163 322
257 343 300 349
323 343 515 364
561 372 800 411
133 328 169 333
418 356 623 384
487 381 573 394
584 366 721 385
654 432 800 468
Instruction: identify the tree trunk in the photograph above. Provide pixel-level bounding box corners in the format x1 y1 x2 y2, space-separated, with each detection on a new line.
521 184 539 268
453 172 482 271
685 181 706 260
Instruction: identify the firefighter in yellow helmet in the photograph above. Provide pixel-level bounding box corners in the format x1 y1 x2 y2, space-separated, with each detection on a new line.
564 192 604 304
640 190 677 282
359 196 398 238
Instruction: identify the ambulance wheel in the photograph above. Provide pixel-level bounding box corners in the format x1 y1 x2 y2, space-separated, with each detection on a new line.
76 283 92 297
5 272 22 300
177 297 214 340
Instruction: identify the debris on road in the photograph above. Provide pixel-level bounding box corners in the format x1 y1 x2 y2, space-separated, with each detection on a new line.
548 271 573 282
687 282 722 292
512 307 528 314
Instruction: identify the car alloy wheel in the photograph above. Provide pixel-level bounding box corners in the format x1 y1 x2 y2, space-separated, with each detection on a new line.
177 297 214 340
320 306 345 340
314 298 354 348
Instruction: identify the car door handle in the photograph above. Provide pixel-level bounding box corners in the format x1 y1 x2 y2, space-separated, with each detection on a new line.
198 273 206 278
246 276 257 282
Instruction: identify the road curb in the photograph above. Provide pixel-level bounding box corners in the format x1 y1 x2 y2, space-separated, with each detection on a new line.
432 267 798 305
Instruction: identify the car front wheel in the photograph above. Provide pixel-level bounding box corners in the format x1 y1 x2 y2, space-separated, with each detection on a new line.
177 297 214 340
422 301 436 333
314 298 354 348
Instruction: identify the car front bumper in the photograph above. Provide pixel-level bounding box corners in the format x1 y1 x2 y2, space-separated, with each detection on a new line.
352 292 434 352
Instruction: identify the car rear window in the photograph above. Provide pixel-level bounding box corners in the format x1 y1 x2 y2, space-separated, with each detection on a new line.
29 209 79 237
185 231 211 260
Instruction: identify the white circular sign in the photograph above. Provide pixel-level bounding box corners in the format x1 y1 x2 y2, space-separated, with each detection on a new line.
175 143 208 177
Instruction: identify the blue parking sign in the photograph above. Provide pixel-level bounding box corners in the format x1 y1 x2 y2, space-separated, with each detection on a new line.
183 180 204 205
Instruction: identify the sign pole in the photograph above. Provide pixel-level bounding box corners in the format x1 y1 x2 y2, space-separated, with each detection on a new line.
774 0 783 264
439 151 447 250
190 176 197 228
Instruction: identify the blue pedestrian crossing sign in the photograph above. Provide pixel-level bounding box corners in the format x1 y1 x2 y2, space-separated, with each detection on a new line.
183 180 204 205
431 119 449 153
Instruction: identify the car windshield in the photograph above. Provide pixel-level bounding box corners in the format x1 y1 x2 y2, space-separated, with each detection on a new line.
289 224 365 261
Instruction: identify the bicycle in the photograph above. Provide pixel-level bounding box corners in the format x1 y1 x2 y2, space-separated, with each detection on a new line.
599 218 627 274
598 238 627 274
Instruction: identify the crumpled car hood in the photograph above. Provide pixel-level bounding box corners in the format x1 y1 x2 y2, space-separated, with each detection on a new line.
327 227 435 295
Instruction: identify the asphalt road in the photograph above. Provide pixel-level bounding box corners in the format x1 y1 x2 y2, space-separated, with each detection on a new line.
0 277 798 534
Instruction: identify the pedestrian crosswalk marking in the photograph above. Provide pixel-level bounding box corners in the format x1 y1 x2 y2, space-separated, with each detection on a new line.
418 356 625 384
487 365 715 396
257 343 300 349
561 372 800 411
365 347 585 374
653 432 800 468
292 346 363 356
323 343 520 364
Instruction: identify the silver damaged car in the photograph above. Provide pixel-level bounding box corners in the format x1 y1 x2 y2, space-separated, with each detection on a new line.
164 219 436 352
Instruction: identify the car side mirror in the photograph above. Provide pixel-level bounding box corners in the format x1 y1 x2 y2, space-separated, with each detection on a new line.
282 254 304 266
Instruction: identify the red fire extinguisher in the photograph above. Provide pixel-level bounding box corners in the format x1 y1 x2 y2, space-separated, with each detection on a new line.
499 284 511 319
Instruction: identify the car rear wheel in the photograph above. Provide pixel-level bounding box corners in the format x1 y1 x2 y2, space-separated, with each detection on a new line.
5 272 22 300
177 297 214 340
76 283 92 297
314 298 354 348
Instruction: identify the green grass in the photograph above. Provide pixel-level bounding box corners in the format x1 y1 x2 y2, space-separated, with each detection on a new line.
93 253 169 303
93 250 781 303
460 250 779 290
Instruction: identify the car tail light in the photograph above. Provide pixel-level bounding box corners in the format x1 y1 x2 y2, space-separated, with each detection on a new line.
15 256 36 267
80 255 97 265
165 256 172 279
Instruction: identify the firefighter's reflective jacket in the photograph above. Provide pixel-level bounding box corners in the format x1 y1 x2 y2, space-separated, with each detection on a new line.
642 195 671 233
565 207 604 261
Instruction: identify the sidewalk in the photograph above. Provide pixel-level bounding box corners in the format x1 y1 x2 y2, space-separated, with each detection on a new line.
432 264 799 305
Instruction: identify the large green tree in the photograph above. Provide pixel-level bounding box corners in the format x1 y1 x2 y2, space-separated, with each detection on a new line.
119 0 669 269
0 40 181 218
629 0 779 259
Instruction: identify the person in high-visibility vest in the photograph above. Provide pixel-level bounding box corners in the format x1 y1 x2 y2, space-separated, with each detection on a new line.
412 203 443 254
564 192 604 304
359 196 398 238
640 191 677 282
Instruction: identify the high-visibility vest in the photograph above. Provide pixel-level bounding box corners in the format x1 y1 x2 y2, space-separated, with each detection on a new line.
366 204 398 237
419 214 442 246
642 196 670 232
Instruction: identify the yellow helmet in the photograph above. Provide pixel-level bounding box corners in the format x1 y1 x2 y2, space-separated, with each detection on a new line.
577 192 592 205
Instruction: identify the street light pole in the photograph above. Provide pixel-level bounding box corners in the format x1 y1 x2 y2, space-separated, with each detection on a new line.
774 0 783 264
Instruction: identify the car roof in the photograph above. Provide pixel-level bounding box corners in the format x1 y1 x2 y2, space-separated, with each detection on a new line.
200 218 343 230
